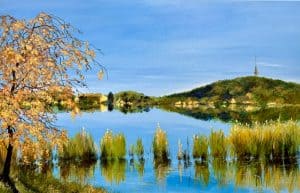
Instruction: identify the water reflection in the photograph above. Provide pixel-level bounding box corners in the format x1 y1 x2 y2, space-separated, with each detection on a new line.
154 161 171 183
209 159 300 193
134 159 145 178
59 161 96 184
194 160 210 187
100 159 126 184
212 158 228 187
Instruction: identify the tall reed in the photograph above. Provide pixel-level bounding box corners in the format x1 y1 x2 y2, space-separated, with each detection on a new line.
193 135 208 160
113 133 126 159
100 130 126 160
152 125 169 163
58 130 97 162
209 130 227 158
229 121 300 161
135 138 144 160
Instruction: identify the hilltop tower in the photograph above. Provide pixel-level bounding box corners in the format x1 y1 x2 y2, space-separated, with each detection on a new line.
254 56 259 76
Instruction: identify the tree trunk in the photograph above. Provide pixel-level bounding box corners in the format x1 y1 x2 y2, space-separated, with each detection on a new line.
0 126 19 193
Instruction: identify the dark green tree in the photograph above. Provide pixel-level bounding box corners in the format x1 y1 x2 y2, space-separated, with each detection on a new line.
107 92 114 111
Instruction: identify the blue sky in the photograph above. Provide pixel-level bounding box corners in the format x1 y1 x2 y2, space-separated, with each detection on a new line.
1 1 300 96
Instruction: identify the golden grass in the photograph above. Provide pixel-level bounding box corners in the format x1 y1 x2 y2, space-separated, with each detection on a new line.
229 120 300 161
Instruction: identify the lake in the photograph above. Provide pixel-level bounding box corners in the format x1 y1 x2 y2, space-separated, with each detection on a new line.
55 108 300 193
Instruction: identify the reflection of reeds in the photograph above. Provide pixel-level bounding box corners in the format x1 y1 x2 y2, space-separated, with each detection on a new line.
59 160 96 184
100 159 126 184
194 160 210 186
193 135 208 160
134 159 145 177
100 130 126 160
229 121 300 161
209 130 227 159
58 130 97 162
154 161 171 183
153 126 169 163
212 158 227 187
231 160 300 193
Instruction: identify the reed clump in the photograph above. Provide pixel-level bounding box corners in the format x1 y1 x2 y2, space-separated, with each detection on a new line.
209 130 227 158
152 125 169 163
193 135 208 161
135 138 144 160
58 130 97 162
100 130 126 160
229 120 300 161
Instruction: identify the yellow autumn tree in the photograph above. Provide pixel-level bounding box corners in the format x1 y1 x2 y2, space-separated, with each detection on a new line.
0 13 102 192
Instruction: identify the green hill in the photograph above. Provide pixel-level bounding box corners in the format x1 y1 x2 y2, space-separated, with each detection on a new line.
160 76 300 107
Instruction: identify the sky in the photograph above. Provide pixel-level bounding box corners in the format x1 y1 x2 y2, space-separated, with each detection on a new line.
1 1 300 96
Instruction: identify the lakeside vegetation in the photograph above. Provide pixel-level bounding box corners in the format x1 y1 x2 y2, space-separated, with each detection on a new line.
4 120 298 165
0 120 299 192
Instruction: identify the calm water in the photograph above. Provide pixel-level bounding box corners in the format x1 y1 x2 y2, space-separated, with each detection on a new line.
54 108 300 193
